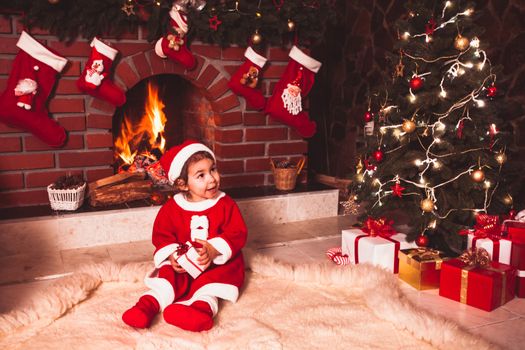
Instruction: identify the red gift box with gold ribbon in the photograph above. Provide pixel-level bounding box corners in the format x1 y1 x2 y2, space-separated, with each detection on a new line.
439 248 516 311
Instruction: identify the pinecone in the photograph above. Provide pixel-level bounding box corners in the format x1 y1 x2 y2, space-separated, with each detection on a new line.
51 174 85 190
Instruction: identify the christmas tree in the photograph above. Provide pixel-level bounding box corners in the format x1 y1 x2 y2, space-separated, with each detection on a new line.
351 1 518 254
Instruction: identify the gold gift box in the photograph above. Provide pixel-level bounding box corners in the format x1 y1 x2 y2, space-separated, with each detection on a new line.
398 248 450 290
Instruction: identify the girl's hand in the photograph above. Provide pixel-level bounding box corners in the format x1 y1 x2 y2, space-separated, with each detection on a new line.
169 254 187 273
195 239 220 266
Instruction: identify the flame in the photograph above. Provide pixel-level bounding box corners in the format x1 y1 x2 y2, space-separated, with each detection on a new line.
114 81 167 167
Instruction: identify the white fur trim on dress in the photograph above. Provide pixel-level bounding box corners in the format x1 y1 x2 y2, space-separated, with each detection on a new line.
154 243 179 267
518 270 525 277
175 283 239 315
177 296 219 316
17 31 67 72
167 143 216 182
173 192 225 212
143 275 175 311
207 237 233 265
169 7 189 33
289 45 322 73
90 37 118 60
245 47 267 68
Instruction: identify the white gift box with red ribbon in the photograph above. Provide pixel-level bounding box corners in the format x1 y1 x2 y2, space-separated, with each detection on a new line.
467 234 512 263
176 241 210 279
341 229 417 273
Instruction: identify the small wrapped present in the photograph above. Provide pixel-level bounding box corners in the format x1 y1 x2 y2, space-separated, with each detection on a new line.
465 214 511 263
341 217 418 273
398 248 449 290
175 241 210 279
439 248 516 311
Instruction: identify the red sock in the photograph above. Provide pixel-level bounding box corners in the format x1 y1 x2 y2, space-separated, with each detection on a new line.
122 295 160 329
163 300 213 332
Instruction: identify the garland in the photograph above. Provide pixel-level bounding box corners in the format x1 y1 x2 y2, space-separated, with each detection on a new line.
7 0 336 47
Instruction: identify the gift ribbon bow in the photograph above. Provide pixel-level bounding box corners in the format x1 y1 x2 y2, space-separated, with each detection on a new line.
176 243 189 256
361 217 396 237
459 247 491 268
472 214 502 239
407 247 441 261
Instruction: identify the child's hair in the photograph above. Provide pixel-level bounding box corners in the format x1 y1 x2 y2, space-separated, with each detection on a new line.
175 151 215 188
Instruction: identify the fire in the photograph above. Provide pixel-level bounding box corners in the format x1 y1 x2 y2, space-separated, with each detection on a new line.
114 81 167 169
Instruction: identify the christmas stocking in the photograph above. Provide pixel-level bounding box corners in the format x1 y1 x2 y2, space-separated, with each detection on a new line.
265 46 321 138
155 5 196 70
0 31 68 147
77 37 126 107
227 47 267 110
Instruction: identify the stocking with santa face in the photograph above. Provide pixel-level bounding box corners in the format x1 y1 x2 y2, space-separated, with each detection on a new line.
265 46 321 138
0 31 68 147
77 37 126 107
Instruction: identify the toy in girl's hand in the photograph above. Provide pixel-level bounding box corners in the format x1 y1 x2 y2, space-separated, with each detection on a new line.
175 241 210 278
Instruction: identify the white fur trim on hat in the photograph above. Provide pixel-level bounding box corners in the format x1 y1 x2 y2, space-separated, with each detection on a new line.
289 45 322 73
167 143 215 182
154 37 167 58
17 31 68 72
169 7 188 33
90 37 118 60
245 47 267 68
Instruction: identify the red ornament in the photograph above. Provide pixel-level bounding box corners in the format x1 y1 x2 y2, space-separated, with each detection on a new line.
209 15 222 31
425 18 437 36
391 182 405 198
364 111 373 122
416 235 429 247
373 149 384 162
410 76 423 91
487 85 497 97
456 119 464 139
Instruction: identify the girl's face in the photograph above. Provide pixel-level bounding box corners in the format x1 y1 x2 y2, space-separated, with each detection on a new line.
182 157 220 202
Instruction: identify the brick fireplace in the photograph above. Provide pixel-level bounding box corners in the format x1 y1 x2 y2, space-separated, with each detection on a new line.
0 16 309 209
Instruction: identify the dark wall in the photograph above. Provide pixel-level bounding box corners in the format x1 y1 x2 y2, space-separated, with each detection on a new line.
310 0 525 180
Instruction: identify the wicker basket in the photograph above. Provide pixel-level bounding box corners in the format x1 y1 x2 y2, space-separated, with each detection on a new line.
47 182 87 211
270 157 305 191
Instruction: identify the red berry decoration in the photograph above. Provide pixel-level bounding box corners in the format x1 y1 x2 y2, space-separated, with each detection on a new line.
487 85 497 97
416 235 429 247
373 149 384 162
364 111 373 122
410 76 423 91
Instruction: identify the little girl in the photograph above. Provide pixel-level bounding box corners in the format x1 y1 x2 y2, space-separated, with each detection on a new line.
122 140 247 332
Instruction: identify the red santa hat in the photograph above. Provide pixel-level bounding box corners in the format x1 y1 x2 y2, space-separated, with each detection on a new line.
160 140 215 183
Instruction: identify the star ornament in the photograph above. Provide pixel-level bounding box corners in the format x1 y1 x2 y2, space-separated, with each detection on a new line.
209 15 222 31
391 182 405 198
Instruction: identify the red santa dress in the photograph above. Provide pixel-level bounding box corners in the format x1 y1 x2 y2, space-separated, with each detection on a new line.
143 190 247 316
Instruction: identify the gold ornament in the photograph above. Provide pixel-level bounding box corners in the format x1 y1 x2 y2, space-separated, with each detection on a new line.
471 169 485 182
454 34 470 51
340 195 360 215
356 158 364 174
503 194 513 206
402 119 416 133
420 198 434 212
495 152 507 165
287 19 296 32
251 30 262 44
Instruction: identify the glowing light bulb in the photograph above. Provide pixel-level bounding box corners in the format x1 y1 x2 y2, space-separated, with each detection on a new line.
465 62 474 68
458 68 465 75
484 180 491 189
415 159 422 166
445 1 452 8
402 32 410 40
428 220 437 229
393 129 402 139
476 99 486 107
436 121 446 131
419 177 426 184
409 95 417 103
379 127 387 135
439 90 447 98
433 161 442 169
470 37 480 48
478 62 485 70
435 137 442 143
465 8 474 16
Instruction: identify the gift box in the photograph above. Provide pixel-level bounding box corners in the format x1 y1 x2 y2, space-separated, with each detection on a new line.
439 248 516 311
467 234 512 263
503 220 525 243
341 218 418 273
176 241 210 279
398 248 449 290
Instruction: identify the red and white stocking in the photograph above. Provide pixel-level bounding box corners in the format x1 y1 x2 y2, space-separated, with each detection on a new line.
227 47 267 110
77 37 125 107
265 46 321 138
0 31 68 147
155 6 196 70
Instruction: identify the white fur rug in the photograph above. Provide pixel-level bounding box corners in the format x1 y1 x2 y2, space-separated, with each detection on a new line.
0 251 499 350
